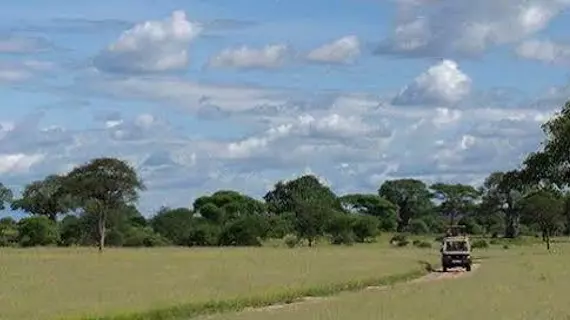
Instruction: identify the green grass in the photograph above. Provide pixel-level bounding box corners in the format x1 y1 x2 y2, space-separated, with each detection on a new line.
0 240 435 320
198 242 570 320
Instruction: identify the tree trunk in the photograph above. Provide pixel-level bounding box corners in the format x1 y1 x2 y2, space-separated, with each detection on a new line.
504 200 519 238
48 213 57 223
308 237 313 247
97 210 106 253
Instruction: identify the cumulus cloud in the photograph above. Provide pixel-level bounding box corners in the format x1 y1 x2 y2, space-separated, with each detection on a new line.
376 0 570 57
94 10 201 73
0 36 49 53
392 59 471 106
516 39 570 65
0 153 45 175
208 44 289 69
306 35 361 64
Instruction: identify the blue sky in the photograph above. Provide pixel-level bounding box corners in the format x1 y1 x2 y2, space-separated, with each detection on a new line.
2 0 570 217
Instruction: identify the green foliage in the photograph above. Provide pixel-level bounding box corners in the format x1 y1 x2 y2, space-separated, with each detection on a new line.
218 215 266 246
378 179 433 231
340 194 398 231
430 182 480 224
325 212 355 245
0 217 18 246
10 175 71 221
390 233 409 247
406 219 430 234
352 215 380 243
17 216 60 247
185 220 220 247
150 207 194 245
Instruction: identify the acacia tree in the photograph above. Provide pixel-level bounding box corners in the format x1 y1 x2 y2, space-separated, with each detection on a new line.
264 175 341 246
519 190 564 250
479 171 524 238
62 157 145 252
378 179 433 232
10 175 70 222
431 183 480 226
0 183 12 211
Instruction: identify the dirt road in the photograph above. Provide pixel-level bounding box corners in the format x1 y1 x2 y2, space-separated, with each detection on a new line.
246 263 481 313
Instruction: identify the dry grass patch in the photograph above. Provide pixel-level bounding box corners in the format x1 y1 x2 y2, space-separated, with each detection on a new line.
0 244 434 320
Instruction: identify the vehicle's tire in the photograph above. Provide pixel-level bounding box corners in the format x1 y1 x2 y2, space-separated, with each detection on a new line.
465 264 471 272
442 265 448 272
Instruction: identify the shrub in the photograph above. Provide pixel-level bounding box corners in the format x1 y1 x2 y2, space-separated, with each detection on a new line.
325 213 356 245
471 239 489 249
283 234 299 248
406 219 430 235
17 216 59 247
185 223 220 247
352 215 380 243
396 239 409 247
503 244 510 250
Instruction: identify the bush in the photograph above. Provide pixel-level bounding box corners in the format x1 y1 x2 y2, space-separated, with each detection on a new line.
123 226 170 247
186 223 220 247
283 234 299 248
471 239 489 249
325 213 356 245
17 216 60 247
218 216 264 246
352 215 380 243
406 219 430 235
396 239 409 247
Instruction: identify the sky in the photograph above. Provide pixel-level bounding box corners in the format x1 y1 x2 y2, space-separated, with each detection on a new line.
1 0 570 217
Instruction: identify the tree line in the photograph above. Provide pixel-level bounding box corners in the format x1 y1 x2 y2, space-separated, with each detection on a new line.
2 101 570 251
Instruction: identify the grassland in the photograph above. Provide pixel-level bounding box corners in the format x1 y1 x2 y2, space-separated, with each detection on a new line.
198 242 570 320
0 238 436 320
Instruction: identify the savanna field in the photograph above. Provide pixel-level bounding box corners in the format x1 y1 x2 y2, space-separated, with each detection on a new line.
2 236 570 320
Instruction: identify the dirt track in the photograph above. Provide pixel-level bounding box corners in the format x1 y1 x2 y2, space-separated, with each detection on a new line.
245 263 481 313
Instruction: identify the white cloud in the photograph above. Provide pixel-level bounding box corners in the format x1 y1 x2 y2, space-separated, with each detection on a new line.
0 153 44 174
516 39 570 65
89 76 287 113
377 0 570 57
392 60 471 106
94 10 201 73
0 60 55 83
306 35 360 64
208 44 289 69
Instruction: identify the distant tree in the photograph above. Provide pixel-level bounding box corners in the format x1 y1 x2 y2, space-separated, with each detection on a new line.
325 212 355 245
264 175 342 215
0 182 13 211
265 175 340 246
430 183 480 226
11 175 71 222
0 217 18 246
339 194 398 231
519 190 565 250
351 215 380 243
17 216 60 247
150 207 194 245
194 190 267 223
61 157 145 252
378 179 433 231
479 171 525 238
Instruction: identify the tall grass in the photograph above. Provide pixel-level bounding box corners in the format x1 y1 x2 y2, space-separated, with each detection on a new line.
0 243 435 320
199 244 570 320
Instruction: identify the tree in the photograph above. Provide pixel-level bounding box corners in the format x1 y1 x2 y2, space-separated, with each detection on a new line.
430 183 480 226
265 175 341 246
378 179 433 231
519 190 564 250
61 157 145 252
339 194 398 231
264 175 342 215
520 101 570 189
10 175 71 222
0 183 12 211
17 216 60 247
479 171 525 238
352 215 380 243
194 190 267 223
150 207 194 245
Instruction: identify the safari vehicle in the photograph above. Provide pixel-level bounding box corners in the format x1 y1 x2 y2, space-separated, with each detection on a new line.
440 225 472 272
